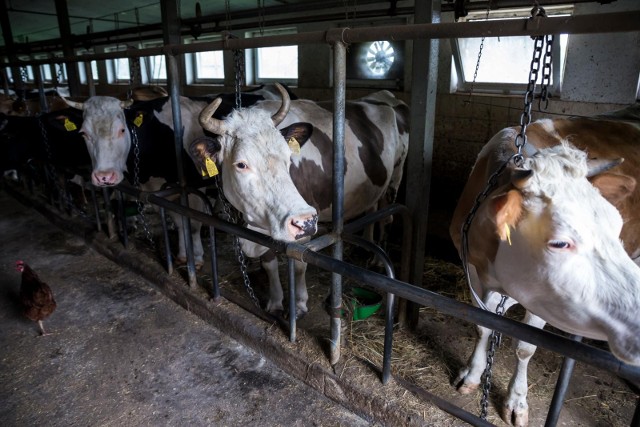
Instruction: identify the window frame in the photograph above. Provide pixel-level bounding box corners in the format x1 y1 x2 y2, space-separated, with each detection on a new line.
451 6 572 96
139 41 168 84
105 46 131 84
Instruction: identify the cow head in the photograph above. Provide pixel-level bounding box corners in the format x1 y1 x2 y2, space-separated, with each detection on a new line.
63 96 133 186
193 83 318 242
483 143 640 365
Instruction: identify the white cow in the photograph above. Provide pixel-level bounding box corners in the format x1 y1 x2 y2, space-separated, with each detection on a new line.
195 83 410 318
449 110 640 426
63 95 210 268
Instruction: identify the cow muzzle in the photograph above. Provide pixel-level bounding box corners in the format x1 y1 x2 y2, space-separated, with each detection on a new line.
288 212 318 240
92 169 120 186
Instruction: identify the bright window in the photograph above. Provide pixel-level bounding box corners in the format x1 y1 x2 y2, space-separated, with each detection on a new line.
141 54 167 82
77 60 99 84
248 29 298 83
194 50 224 80
453 7 572 93
105 47 130 83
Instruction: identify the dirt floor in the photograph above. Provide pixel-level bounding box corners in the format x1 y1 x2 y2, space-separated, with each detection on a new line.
2 177 639 427
0 188 372 427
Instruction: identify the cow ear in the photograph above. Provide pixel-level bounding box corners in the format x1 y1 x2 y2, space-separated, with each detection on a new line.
492 189 524 242
280 122 313 148
590 172 636 206
188 136 222 179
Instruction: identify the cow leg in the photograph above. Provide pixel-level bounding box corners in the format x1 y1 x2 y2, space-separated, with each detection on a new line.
173 194 205 270
261 252 309 319
455 290 518 394
502 311 546 427
261 250 284 314
293 259 309 318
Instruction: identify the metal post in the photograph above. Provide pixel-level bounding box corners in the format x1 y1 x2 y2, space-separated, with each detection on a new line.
54 0 81 96
159 206 174 275
545 335 583 427
84 61 96 97
288 258 296 342
401 0 441 328
329 40 347 365
161 0 197 288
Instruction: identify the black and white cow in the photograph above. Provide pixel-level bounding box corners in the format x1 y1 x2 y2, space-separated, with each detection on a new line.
61 86 293 268
194 83 410 317
1 108 89 182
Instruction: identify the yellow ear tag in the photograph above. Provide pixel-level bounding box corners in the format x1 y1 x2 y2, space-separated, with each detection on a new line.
63 118 77 131
133 113 144 127
205 157 219 177
288 137 301 155
504 223 512 246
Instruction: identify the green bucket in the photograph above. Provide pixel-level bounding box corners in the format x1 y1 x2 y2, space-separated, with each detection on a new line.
347 287 382 320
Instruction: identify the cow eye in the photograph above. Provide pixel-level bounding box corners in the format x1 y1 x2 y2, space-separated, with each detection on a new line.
235 162 248 170
548 240 572 250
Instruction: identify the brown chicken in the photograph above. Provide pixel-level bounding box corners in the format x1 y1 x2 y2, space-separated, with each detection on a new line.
16 261 57 335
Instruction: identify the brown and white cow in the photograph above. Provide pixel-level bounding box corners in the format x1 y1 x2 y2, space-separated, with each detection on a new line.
449 104 640 426
195 83 410 317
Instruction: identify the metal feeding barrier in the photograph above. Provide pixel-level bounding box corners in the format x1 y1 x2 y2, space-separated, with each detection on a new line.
6 3 640 426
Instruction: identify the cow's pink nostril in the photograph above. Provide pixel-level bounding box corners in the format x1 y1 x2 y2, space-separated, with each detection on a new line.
288 213 318 240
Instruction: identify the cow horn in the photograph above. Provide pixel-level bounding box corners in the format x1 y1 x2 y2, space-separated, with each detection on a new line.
271 82 291 127
62 97 84 110
587 157 624 177
120 99 134 109
199 98 226 135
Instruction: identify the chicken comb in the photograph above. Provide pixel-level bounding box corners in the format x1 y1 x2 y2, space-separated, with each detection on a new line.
15 260 24 272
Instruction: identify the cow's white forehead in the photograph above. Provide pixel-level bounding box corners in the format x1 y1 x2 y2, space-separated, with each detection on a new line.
522 143 623 240
223 108 289 157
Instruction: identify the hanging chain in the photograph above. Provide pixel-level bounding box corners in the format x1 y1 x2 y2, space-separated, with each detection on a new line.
214 176 262 310
130 126 156 248
514 7 552 167
467 7 491 102
257 0 266 35
480 295 509 420
538 33 554 111
233 48 245 109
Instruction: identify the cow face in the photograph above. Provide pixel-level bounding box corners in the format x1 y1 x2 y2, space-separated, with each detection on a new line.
195 84 318 242
487 144 640 365
63 96 133 186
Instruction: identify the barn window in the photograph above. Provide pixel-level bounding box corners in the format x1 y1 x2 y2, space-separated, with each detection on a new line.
452 6 572 94
105 47 131 84
247 28 298 84
185 36 225 84
76 50 99 84
139 42 167 84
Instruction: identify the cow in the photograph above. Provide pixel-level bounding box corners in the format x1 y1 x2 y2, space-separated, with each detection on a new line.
194 83 410 318
61 85 292 268
0 108 89 183
449 104 640 427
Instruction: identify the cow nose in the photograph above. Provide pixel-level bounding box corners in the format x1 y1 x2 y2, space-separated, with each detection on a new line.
92 170 118 186
289 213 318 240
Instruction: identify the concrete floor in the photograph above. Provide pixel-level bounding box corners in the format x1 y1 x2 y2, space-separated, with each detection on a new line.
0 188 373 427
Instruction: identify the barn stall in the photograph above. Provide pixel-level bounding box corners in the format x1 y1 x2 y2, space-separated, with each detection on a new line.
1 0 639 425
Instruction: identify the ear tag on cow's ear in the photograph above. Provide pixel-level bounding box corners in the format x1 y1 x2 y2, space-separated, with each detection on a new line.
63 118 77 131
205 157 219 177
133 113 144 127
504 223 512 246
288 137 301 155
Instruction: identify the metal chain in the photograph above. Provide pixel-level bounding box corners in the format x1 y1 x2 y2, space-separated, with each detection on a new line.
514 7 550 167
538 33 554 111
480 295 509 419
130 126 156 247
257 0 265 35
467 7 491 101
233 48 245 109
214 175 262 310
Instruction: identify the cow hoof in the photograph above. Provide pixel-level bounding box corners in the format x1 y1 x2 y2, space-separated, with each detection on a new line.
501 406 529 427
175 257 204 271
457 382 479 395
